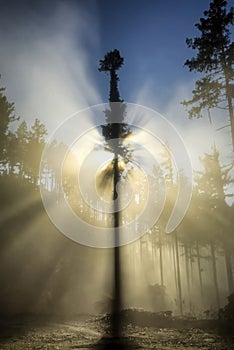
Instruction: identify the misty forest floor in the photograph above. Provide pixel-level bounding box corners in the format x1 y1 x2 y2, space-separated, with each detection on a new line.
0 314 233 350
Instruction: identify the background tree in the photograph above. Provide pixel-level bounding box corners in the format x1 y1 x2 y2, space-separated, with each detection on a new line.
15 121 29 179
203 147 233 291
195 146 234 305
0 86 18 167
5 131 18 174
182 0 234 150
26 118 47 186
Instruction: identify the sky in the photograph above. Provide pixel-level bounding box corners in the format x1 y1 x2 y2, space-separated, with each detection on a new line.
0 0 233 172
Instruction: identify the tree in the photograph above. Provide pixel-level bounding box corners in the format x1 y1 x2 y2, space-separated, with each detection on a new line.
26 118 47 186
15 121 29 178
99 49 124 104
5 131 18 174
0 86 18 166
182 0 234 150
99 49 131 154
98 49 133 343
195 146 234 300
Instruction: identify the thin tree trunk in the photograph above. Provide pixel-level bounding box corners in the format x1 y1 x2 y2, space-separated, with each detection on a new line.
159 230 164 286
184 243 191 311
210 242 220 309
227 94 234 152
196 241 204 303
224 248 234 295
221 44 234 151
189 246 194 286
225 76 234 152
172 237 178 296
175 233 183 315
112 154 121 338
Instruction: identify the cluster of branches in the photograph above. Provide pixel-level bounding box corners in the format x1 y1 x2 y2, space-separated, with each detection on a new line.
182 0 234 150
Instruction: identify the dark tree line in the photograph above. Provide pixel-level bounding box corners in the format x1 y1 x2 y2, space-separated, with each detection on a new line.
0 85 47 185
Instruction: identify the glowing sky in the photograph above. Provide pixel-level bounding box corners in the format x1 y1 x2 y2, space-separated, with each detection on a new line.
0 0 233 171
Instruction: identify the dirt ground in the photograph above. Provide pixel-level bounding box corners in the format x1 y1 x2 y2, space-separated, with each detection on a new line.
0 315 233 350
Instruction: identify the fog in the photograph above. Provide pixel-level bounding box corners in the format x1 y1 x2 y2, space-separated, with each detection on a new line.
0 0 101 132
0 0 233 319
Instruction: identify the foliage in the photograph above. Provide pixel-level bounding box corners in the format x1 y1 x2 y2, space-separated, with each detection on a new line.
182 0 234 148
99 50 132 164
0 86 47 185
99 49 124 73
0 86 18 164
178 146 233 245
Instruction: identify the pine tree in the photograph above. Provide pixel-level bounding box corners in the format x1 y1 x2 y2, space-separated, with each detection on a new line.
0 86 18 166
26 118 47 186
6 131 18 174
99 49 128 339
15 121 29 178
196 146 234 297
182 0 234 150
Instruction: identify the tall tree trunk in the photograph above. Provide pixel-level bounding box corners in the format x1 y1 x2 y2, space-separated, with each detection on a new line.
151 235 154 268
210 242 220 309
172 237 178 296
189 246 194 286
227 93 234 152
159 230 164 286
224 67 234 152
184 243 191 311
224 248 234 295
112 154 121 337
196 241 204 304
175 233 183 315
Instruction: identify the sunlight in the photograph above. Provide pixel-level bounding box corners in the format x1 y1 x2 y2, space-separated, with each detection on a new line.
65 127 104 169
0 191 41 227
58 134 153 233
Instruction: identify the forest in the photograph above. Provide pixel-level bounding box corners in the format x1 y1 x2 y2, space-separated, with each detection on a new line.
0 0 233 330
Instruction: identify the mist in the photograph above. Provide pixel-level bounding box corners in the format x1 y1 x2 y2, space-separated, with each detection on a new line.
0 0 233 325
0 0 101 133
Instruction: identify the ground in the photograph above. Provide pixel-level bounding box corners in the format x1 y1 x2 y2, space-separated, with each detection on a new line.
0 315 233 350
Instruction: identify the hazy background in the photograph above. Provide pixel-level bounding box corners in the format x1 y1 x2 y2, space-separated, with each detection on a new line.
0 0 233 317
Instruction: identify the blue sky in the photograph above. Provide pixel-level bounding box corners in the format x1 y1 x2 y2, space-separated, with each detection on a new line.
0 0 215 108
96 0 211 103
0 0 233 170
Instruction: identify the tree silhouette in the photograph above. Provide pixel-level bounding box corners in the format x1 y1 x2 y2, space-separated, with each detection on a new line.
196 146 234 296
26 118 47 186
98 49 133 347
15 121 29 178
182 0 234 150
99 49 124 104
0 85 18 167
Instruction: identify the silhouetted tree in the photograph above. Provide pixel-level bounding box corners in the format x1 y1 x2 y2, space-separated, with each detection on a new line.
15 121 29 178
99 49 132 344
195 146 234 305
6 131 18 174
182 0 234 150
99 49 124 104
158 146 184 314
0 85 18 167
26 118 47 186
